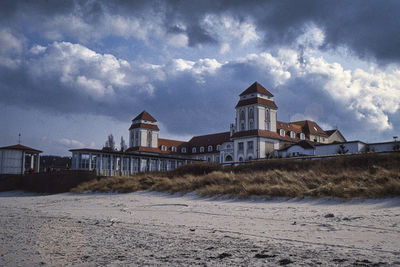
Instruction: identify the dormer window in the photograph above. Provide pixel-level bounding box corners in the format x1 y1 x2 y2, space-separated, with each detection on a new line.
290 131 295 138
313 126 318 131
208 145 213 152
161 145 167 151
192 147 196 153
181 147 187 153
300 133 305 140
171 146 177 152
216 145 221 151
280 129 285 136
200 146 204 153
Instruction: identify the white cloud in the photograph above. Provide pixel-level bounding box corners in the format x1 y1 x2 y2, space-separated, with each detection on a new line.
27 41 131 99
0 28 24 68
59 138 85 148
202 14 259 46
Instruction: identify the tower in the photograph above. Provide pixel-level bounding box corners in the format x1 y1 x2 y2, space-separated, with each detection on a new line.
235 81 278 132
129 110 159 148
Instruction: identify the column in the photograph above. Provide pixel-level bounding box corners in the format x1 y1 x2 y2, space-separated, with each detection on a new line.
30 154 34 170
110 155 114 176
100 154 103 175
89 153 92 170
21 151 25 175
120 156 124 176
34 154 40 173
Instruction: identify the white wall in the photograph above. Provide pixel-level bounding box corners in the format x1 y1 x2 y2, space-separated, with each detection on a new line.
369 142 398 152
0 149 23 174
315 142 365 156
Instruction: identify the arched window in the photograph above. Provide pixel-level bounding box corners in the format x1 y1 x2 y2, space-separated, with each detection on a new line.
192 147 196 153
147 130 152 147
279 129 285 136
248 156 253 160
225 155 233 161
240 110 245 131
171 146 177 152
216 145 221 151
290 131 295 138
181 147 187 153
238 157 243 162
249 108 254 129
208 145 213 152
161 145 167 151
300 133 305 140
200 146 204 153
135 131 139 146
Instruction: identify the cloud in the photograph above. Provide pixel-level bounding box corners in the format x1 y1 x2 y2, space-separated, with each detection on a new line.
59 138 85 148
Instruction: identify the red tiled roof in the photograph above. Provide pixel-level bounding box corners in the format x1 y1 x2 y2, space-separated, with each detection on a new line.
235 97 278 109
276 121 303 134
158 138 186 153
132 110 157 122
291 120 328 137
188 132 230 147
239 82 274 97
129 123 159 131
231 129 296 142
0 144 42 153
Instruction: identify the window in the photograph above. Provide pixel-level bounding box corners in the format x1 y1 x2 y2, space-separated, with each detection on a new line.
238 142 244 152
147 130 152 147
300 133 305 140
208 145 213 152
135 131 139 146
216 145 221 151
225 155 233 161
313 126 318 131
192 147 196 153
249 108 254 129
240 110 245 131
280 129 285 136
239 157 243 162
161 145 167 151
207 157 211 162
215 156 220 162
227 144 232 149
200 146 204 153
181 147 187 153
290 131 295 138
247 141 253 153
171 146 177 152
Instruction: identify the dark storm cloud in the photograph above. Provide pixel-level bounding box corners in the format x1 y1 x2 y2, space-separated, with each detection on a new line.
1 0 399 63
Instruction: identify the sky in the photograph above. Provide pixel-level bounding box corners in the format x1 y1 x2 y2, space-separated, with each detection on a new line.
1 0 400 156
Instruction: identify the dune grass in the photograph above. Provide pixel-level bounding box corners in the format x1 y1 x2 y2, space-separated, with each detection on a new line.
71 152 400 199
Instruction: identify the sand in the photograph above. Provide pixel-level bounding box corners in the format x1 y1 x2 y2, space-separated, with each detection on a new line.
0 191 399 266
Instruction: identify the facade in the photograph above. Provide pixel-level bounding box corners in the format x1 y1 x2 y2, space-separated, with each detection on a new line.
71 81 353 175
0 144 42 175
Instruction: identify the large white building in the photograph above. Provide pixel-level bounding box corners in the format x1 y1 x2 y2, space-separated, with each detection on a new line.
71 82 354 174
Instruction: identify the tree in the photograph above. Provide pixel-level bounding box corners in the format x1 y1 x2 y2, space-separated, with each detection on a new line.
120 136 127 152
337 144 349 154
104 134 115 151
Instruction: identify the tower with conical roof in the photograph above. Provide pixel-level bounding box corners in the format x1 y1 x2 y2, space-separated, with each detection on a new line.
235 81 278 132
129 110 159 148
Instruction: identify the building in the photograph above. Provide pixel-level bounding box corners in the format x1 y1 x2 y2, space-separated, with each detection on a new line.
71 81 353 175
0 144 42 175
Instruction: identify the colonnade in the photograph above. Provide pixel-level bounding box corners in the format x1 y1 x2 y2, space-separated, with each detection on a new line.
71 151 188 176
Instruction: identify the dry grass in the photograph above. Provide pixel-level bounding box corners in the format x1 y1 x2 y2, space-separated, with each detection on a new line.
71 152 400 199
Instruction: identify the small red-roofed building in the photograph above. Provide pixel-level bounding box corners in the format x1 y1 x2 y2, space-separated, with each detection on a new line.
0 144 42 174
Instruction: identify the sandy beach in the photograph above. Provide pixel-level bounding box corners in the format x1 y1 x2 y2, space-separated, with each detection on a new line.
1 191 399 266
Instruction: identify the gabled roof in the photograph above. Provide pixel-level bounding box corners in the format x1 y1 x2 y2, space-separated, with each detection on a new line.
239 82 274 97
231 129 297 142
291 120 328 137
132 110 157 122
278 140 316 151
0 144 42 153
129 123 159 131
235 97 277 109
276 121 303 133
188 132 231 148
